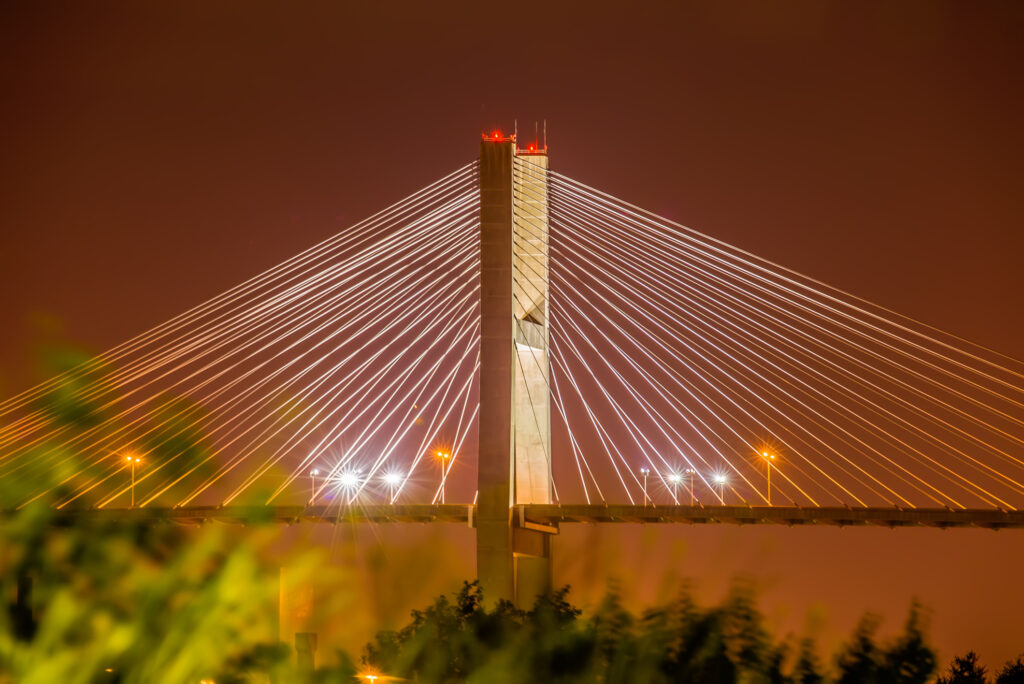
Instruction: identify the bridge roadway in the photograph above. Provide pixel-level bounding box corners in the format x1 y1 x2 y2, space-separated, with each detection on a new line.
50 503 1024 530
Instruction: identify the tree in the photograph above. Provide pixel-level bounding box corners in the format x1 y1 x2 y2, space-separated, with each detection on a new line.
996 656 1024 684
880 601 936 684
720 580 771 682
591 588 636 681
837 614 882 684
793 638 825 684
937 651 988 684
0 503 308 683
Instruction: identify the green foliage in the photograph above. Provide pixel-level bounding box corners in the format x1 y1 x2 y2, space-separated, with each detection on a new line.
0 499 307 683
0 399 319 683
30 348 110 430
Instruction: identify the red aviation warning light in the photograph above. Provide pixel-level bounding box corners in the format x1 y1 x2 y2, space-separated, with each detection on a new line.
482 130 514 142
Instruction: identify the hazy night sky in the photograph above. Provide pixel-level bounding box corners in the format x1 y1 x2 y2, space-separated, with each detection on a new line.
2 0 1023 665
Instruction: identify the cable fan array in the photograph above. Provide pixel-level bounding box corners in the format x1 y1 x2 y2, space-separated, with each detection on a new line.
0 163 481 510
3 152 1023 513
512 156 1024 510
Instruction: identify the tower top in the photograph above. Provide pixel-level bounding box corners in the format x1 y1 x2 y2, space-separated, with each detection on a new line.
482 130 514 143
480 130 547 155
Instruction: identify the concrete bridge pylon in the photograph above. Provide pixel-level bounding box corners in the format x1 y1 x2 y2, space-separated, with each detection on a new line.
477 133 556 607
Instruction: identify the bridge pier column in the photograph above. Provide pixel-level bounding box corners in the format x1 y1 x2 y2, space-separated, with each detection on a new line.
477 133 554 606
279 566 318 672
478 135 516 603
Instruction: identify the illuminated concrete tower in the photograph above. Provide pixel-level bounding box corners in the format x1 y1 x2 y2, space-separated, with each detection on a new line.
477 132 554 606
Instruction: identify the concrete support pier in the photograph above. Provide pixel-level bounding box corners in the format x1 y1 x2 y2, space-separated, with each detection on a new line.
477 133 556 607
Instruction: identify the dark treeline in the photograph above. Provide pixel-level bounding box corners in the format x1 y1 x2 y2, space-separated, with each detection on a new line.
362 581 1024 684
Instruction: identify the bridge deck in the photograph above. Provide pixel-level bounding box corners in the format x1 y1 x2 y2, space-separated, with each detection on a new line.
45 504 1024 529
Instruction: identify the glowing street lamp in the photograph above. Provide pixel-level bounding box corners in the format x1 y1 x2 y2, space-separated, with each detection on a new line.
639 467 650 507
667 471 682 503
124 454 141 507
382 472 401 502
309 468 320 505
760 451 777 505
685 468 697 506
437 451 451 503
337 470 361 504
713 472 729 504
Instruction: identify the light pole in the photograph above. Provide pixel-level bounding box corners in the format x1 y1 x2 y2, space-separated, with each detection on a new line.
713 472 728 504
125 454 141 507
383 472 401 502
668 472 682 503
310 468 320 505
760 451 776 505
338 471 360 504
640 467 650 507
685 468 697 505
437 451 450 503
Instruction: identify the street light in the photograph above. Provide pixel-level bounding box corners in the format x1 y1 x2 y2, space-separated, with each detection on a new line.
713 472 728 504
760 451 776 505
382 472 401 502
337 471 360 504
124 454 141 507
437 451 451 503
685 468 697 506
639 467 650 507
667 471 682 503
309 468 320 505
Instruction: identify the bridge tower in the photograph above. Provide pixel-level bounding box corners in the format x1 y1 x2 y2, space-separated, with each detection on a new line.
477 133 555 606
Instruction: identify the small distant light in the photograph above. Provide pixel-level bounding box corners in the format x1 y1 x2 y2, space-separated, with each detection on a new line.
668 472 682 484
338 472 360 489
311 469 320 476
762 451 769 457
383 472 401 486
714 473 728 484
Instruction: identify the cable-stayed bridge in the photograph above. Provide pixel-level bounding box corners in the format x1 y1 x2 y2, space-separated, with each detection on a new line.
2 133 1024 606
